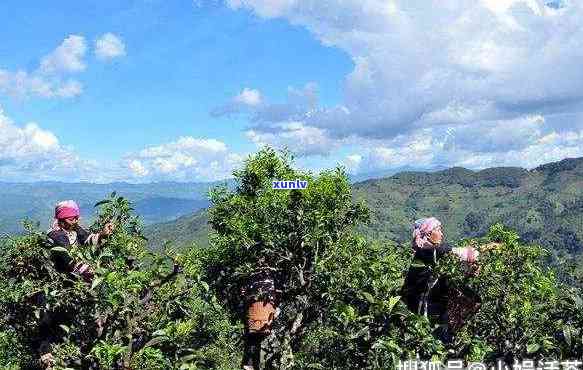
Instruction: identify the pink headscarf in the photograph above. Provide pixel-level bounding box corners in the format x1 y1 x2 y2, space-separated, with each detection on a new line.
412 217 442 251
50 200 80 231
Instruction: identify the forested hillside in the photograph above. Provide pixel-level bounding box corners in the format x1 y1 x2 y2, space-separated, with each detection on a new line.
355 157 583 256
145 157 583 265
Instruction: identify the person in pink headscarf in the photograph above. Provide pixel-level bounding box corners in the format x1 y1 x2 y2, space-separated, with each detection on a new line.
401 217 481 345
46 200 115 282
38 201 115 368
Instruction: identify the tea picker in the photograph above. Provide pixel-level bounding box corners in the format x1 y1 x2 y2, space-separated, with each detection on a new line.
401 217 488 345
240 264 281 370
39 200 116 369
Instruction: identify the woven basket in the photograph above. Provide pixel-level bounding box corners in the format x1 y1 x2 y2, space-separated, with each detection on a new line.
246 301 276 334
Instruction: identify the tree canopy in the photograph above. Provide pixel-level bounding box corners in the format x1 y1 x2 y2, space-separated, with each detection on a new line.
1 147 582 369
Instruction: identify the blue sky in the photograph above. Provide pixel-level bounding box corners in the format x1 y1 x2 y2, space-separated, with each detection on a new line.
1 0 583 182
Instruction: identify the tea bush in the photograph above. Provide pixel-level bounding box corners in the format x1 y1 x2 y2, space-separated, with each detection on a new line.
1 148 582 369
0 195 240 369
204 148 583 368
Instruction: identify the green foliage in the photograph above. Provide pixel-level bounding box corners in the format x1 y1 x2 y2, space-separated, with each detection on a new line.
2 150 583 369
0 181 221 235
0 193 240 369
204 148 583 368
293 237 447 369
152 157 583 264
145 210 211 251
435 224 583 362
206 147 375 367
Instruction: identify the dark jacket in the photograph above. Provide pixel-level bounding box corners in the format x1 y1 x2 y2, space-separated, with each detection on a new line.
46 227 96 272
402 243 452 319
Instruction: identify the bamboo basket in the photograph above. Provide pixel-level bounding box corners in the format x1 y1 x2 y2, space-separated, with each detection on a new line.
246 300 276 334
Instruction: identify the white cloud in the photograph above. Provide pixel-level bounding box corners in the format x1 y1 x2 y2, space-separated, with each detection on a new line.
0 105 249 182
40 35 87 74
227 0 296 17
0 111 59 158
251 83 317 123
211 87 265 117
128 160 149 177
442 115 545 153
348 115 583 174
0 35 89 100
227 0 583 171
125 137 245 181
360 135 436 171
138 137 228 158
55 80 83 98
235 88 262 107
343 154 362 173
95 33 126 61
246 121 340 156
0 106 94 181
0 69 84 99
213 83 334 156
212 83 318 120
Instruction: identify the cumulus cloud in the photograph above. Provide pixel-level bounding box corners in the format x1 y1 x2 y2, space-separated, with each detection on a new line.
334 0 581 137
347 113 583 174
0 105 250 182
213 83 335 155
124 137 245 181
246 121 341 156
0 104 249 182
442 115 545 153
235 88 262 107
95 33 126 61
54 80 83 98
342 154 362 173
40 35 87 74
251 83 318 123
211 87 264 117
0 106 96 181
354 134 436 173
0 35 88 99
0 70 83 99
226 0 583 171
128 160 149 177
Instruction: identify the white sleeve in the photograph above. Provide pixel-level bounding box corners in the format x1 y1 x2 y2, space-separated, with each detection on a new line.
452 247 479 262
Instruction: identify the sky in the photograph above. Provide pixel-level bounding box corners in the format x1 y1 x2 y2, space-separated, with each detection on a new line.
1 0 582 183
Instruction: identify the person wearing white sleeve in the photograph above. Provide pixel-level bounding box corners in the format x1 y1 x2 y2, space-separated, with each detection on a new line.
401 217 481 344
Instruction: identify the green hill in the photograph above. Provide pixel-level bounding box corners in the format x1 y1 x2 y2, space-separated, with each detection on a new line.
145 209 210 249
145 157 583 262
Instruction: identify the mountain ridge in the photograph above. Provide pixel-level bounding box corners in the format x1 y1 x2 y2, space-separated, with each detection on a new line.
144 157 583 259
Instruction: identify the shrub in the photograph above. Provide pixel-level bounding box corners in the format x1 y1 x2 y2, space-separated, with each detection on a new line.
0 194 240 369
436 223 583 362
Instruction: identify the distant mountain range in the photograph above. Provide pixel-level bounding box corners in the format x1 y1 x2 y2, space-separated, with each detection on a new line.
0 180 234 234
144 157 583 264
4 158 582 265
0 169 442 235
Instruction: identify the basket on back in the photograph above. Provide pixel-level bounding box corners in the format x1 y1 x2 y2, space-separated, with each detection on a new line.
447 242 502 332
243 268 278 335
